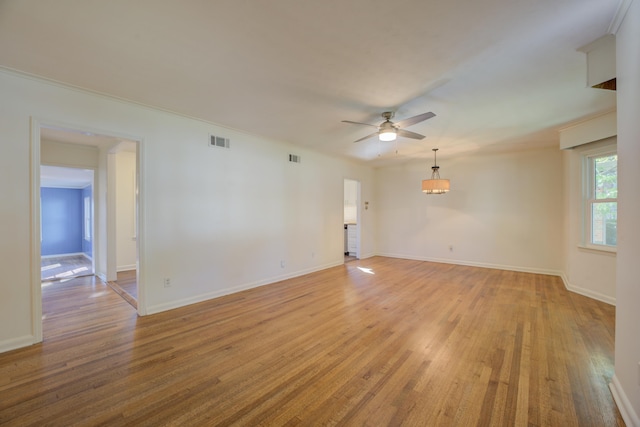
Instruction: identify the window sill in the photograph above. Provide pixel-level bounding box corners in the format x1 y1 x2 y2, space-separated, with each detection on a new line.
577 245 617 255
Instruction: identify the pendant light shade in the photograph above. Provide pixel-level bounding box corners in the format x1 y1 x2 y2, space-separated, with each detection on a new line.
422 148 450 194
421 177 450 194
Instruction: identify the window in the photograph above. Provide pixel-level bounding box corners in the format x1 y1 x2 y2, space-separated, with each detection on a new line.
585 150 617 249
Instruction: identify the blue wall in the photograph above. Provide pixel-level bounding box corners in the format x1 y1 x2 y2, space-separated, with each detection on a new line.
41 187 83 256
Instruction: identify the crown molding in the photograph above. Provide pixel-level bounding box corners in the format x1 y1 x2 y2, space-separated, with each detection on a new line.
608 0 634 34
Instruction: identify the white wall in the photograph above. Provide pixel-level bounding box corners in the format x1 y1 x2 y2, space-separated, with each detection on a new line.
0 69 375 351
41 139 99 169
562 139 617 304
612 1 640 424
115 150 137 271
375 147 564 274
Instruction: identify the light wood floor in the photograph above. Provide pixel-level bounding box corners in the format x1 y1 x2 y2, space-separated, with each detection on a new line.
0 257 623 426
107 270 138 309
41 254 93 282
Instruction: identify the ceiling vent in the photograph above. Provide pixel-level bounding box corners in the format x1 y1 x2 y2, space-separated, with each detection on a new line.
209 134 230 149
289 154 301 163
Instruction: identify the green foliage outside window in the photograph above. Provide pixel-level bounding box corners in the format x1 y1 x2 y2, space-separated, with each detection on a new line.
591 155 617 246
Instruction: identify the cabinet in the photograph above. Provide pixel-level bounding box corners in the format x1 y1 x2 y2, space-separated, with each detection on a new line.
347 224 357 256
344 227 348 253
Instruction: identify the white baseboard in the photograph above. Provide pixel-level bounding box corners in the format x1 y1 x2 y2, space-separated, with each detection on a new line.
146 260 344 315
117 264 136 273
559 273 616 306
377 252 563 277
0 334 37 353
145 253 616 315
378 252 616 305
610 375 640 427
41 252 86 259
356 252 376 260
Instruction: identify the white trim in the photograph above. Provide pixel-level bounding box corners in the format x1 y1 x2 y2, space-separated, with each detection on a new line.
41 252 90 259
30 118 43 344
136 139 146 316
610 375 640 427
106 151 117 282
146 260 343 315
32 117 147 326
582 145 617 248
0 335 37 353
559 273 616 306
357 252 376 260
377 252 563 277
559 111 617 150
577 244 617 255
377 253 616 305
608 0 634 34
117 264 137 273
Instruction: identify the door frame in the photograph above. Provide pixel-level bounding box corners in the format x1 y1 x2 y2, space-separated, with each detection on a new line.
343 178 361 260
30 118 146 343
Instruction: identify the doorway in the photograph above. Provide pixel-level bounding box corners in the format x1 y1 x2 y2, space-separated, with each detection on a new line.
344 179 360 262
40 165 95 283
106 141 139 309
31 121 144 343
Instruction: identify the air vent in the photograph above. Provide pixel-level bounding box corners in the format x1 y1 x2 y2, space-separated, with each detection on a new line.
289 154 301 163
209 134 230 149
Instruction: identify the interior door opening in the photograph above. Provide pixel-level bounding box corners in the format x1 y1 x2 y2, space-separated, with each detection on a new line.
344 178 360 262
40 165 95 283
32 122 143 342
106 141 139 309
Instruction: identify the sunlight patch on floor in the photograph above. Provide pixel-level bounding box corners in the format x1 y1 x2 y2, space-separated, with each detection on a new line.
357 267 375 274
90 291 110 298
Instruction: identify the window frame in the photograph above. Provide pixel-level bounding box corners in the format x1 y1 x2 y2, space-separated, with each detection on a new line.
582 143 617 253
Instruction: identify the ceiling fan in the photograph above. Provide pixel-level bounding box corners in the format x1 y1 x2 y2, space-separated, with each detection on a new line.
342 111 436 143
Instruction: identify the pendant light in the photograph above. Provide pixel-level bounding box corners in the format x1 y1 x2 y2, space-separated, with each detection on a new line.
422 148 450 194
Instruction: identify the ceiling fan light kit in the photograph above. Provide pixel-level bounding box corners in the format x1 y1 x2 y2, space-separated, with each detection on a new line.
379 126 397 142
342 111 435 143
422 148 450 194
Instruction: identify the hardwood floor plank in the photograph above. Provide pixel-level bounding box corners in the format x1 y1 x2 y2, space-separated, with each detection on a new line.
0 257 624 426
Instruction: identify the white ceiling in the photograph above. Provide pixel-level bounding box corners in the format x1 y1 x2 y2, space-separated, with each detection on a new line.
41 165 93 189
0 0 619 166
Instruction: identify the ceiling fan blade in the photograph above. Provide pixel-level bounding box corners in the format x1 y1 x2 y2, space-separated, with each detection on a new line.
397 129 425 140
354 132 379 143
394 112 436 129
342 120 378 128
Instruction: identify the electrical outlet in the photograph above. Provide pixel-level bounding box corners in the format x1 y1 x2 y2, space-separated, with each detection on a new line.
280 260 285 268
449 245 454 252
164 278 171 288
